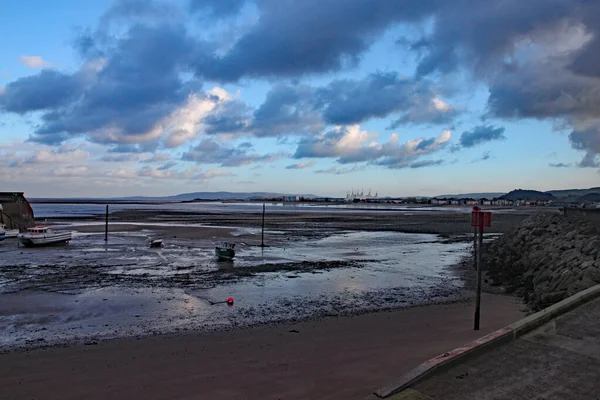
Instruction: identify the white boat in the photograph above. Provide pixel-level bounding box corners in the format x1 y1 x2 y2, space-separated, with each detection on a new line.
0 224 19 238
18 226 72 247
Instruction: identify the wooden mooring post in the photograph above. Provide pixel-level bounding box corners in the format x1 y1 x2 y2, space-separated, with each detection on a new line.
260 203 265 247
104 205 109 241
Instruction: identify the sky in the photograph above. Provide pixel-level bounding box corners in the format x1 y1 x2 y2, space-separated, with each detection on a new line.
1 0 599 198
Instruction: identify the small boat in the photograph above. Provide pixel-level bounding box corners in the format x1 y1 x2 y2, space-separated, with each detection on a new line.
0 224 19 238
0 228 4 242
18 226 72 247
215 242 235 260
149 238 163 248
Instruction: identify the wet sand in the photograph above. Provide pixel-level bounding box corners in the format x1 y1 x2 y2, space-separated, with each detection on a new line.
0 292 522 400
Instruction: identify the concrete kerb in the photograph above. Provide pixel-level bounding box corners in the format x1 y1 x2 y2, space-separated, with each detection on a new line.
372 283 600 399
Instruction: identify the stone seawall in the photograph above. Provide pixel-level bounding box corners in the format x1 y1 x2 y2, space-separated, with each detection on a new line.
484 212 600 310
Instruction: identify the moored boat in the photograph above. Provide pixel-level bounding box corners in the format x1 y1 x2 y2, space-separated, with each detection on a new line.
0 224 19 238
149 238 163 248
18 226 72 247
215 242 236 260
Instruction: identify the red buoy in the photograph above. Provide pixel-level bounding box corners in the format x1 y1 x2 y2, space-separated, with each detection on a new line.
226 297 234 306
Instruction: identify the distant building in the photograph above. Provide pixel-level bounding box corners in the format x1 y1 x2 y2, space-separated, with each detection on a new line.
0 192 35 230
282 195 299 202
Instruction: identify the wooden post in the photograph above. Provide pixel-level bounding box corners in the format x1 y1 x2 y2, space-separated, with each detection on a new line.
474 223 483 330
261 203 265 247
473 225 478 273
104 205 109 242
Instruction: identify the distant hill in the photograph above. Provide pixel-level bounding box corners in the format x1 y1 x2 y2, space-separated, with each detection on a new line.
32 192 319 202
548 187 600 201
435 192 505 199
119 191 317 201
500 189 555 201
577 193 600 202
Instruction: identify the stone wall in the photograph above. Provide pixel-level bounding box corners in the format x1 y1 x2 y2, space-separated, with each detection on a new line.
483 212 600 310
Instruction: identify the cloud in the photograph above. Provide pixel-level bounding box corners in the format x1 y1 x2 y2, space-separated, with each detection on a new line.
3 0 600 170
141 153 171 163
204 84 323 137
189 0 245 18
22 147 89 165
409 159 443 168
1 9 221 148
296 125 452 168
19 56 53 69
459 126 506 148
471 151 493 163
285 161 316 170
315 165 365 175
100 153 140 162
157 161 178 170
0 70 81 114
577 152 600 168
204 75 457 138
181 139 283 167
192 0 437 81
549 162 572 168
319 72 458 127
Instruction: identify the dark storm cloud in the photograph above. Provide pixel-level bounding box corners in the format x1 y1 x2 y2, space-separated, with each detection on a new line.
181 139 282 167
192 0 440 81
459 126 506 148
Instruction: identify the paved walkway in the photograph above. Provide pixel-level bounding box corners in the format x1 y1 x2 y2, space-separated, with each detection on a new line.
409 297 600 399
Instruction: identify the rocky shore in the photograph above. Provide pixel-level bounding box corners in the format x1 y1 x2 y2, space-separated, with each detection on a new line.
483 212 600 310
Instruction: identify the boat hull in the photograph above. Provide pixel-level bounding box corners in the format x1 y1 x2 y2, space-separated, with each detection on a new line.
4 229 19 238
18 232 72 247
215 248 235 260
0 233 5 242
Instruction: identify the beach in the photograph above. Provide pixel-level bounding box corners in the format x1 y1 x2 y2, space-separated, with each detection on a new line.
0 293 522 400
0 203 533 398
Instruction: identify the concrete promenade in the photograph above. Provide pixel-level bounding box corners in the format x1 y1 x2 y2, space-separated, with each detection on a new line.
406 296 600 399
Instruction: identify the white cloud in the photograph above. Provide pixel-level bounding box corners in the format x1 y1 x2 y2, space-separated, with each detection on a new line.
19 55 53 69
295 125 452 167
25 147 89 164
